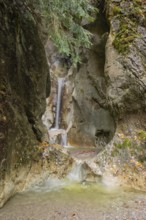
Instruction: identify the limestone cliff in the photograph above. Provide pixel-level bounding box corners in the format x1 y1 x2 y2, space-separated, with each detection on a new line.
43 0 146 189
105 0 146 116
43 0 146 150
99 0 146 189
0 0 50 206
43 10 116 150
0 0 146 207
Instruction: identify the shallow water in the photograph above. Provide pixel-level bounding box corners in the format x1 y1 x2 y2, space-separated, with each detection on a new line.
0 179 146 220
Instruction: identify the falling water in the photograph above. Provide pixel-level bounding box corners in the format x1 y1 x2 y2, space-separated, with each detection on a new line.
55 77 65 129
67 160 87 182
61 132 67 146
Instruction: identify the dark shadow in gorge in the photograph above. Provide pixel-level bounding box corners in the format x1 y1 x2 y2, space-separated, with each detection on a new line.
67 3 116 152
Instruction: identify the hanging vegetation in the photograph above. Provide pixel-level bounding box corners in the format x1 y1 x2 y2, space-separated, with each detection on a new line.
32 0 98 64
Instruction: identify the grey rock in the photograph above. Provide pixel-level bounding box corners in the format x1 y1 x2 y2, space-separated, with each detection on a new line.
0 0 50 204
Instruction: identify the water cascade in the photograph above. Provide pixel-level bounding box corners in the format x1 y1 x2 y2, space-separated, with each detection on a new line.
55 77 65 129
47 76 69 147
61 131 67 146
67 160 87 182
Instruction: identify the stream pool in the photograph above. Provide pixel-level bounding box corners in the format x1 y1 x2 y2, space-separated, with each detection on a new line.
0 179 146 220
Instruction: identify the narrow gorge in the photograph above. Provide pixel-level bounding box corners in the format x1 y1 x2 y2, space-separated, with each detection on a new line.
0 0 146 219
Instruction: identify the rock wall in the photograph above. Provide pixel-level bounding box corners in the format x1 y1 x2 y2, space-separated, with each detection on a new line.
0 0 146 207
105 0 146 117
43 8 116 151
0 0 50 206
43 0 146 189
67 16 116 149
104 0 146 156
95 0 146 189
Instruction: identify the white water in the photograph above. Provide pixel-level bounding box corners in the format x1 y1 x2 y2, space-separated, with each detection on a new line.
30 177 69 192
67 160 87 182
55 77 65 129
1 184 146 220
48 77 69 147
61 131 67 146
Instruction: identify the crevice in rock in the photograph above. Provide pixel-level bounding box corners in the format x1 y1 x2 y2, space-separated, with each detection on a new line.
43 1 116 151
67 4 116 150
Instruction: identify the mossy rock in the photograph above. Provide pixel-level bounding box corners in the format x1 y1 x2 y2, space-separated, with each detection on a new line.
111 0 145 53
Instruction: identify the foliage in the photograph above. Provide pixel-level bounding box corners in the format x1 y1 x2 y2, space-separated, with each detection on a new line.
138 130 146 141
112 0 145 54
111 129 146 171
114 138 132 150
32 0 98 64
112 5 121 16
113 20 138 53
1 0 98 64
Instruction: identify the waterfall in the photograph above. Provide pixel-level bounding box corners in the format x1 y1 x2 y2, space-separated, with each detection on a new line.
47 77 69 147
55 78 65 129
67 161 86 182
61 132 67 146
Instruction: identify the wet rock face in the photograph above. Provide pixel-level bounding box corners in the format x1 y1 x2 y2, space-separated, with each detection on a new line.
68 50 115 148
44 0 146 153
105 36 146 116
105 0 146 117
44 14 116 150
91 0 146 190
65 17 115 149
0 1 50 176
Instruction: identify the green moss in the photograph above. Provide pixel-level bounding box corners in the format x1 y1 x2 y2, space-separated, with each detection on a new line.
113 13 141 53
115 138 132 149
112 0 144 53
138 130 146 141
134 7 143 16
111 148 118 157
112 5 121 16
134 0 142 5
113 35 136 53
111 130 146 167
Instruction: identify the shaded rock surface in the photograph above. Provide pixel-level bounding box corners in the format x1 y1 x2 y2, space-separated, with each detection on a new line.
0 0 146 208
105 0 146 116
43 13 116 151
42 0 146 191
0 0 50 206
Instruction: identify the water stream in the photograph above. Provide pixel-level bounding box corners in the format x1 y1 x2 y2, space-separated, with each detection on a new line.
47 76 69 148
67 161 86 182
7 77 145 220
1 180 146 220
55 77 65 129
1 158 145 220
